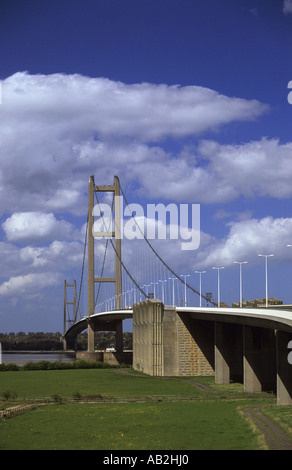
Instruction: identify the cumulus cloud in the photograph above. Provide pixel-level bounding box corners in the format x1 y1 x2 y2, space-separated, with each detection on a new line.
0 239 85 303
197 138 292 200
2 72 267 141
0 272 60 298
123 138 292 203
19 240 84 269
194 216 292 268
0 72 268 214
2 212 78 243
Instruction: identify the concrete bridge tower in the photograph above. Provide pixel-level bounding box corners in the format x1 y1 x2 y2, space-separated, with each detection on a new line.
87 175 123 354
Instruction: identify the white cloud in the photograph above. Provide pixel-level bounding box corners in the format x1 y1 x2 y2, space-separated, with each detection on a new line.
0 272 60 298
120 138 292 204
1 72 267 140
195 216 292 268
0 239 85 304
186 138 292 203
2 212 77 243
0 72 268 214
19 240 84 269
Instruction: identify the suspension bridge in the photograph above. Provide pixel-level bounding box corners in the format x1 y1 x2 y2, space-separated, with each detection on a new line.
63 176 292 405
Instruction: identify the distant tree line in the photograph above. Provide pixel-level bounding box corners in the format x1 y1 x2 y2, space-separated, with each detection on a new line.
0 332 63 351
0 331 133 351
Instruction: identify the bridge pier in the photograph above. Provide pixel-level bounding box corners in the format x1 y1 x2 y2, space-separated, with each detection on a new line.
243 326 276 394
214 323 243 384
214 322 230 384
133 300 214 377
87 321 95 353
133 299 163 376
114 319 123 352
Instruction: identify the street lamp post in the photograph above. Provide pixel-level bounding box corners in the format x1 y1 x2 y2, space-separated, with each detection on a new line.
258 254 274 308
180 274 190 306
212 267 224 307
151 282 158 298
195 271 206 307
169 277 177 307
234 261 248 307
159 280 167 303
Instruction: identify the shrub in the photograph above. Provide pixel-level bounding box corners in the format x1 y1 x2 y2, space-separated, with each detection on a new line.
1 390 17 400
52 394 63 404
72 391 82 401
0 359 123 372
0 363 20 371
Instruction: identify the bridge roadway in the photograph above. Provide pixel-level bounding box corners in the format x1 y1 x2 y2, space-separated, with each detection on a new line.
176 305 292 332
64 309 133 339
64 304 292 339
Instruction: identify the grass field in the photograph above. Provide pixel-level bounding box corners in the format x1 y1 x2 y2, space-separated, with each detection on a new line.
0 367 290 450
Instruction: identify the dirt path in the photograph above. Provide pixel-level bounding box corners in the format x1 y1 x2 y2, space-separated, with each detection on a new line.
241 405 292 450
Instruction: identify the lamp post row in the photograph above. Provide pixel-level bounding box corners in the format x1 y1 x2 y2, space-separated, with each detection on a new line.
99 247 289 311
211 248 292 309
197 249 288 309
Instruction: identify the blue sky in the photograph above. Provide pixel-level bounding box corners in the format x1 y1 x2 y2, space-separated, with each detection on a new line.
1 0 292 332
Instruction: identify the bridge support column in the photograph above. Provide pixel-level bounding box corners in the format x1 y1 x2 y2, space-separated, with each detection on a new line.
115 319 123 352
88 322 95 353
215 322 231 384
133 300 163 376
215 323 243 384
276 330 292 405
243 326 262 393
243 326 276 393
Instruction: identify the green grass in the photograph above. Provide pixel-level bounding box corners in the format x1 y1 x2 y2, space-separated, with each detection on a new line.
0 369 206 400
0 401 260 450
0 368 286 450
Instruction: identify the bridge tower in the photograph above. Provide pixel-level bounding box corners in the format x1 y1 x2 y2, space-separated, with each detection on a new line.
87 175 122 353
63 280 77 350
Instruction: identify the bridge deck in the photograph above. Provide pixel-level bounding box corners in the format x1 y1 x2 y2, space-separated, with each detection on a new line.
64 305 292 339
64 309 133 338
176 306 292 332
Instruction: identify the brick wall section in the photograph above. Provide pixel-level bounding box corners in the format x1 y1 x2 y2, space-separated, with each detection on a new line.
178 314 215 376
